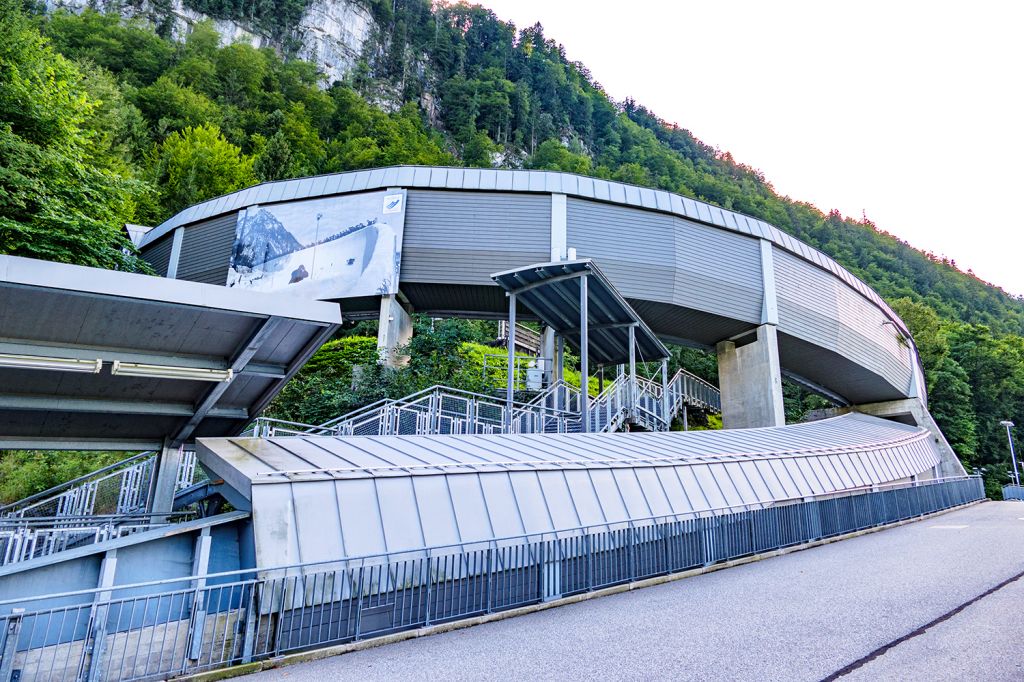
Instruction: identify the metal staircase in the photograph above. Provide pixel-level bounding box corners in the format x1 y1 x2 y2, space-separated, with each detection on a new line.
0 450 201 566
252 368 720 438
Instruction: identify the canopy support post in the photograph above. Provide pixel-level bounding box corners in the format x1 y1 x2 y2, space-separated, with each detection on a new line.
628 324 637 423
506 293 517 430
661 358 670 431
580 275 589 433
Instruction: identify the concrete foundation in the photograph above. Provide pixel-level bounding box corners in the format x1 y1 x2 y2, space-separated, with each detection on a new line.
716 324 786 429
377 294 413 368
846 399 968 478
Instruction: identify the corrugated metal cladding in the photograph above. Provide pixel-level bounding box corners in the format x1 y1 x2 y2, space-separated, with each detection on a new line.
142 166 909 338
567 198 762 323
142 233 173 277
175 213 237 285
401 190 550 284
198 413 941 566
773 248 912 393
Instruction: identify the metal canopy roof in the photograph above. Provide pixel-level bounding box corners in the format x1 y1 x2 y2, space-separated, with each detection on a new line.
197 413 942 566
491 259 669 365
0 255 341 450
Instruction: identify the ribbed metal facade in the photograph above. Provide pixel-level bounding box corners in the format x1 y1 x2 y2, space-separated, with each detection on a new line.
402 190 550 284
176 213 237 285
141 233 173 277
138 165 921 404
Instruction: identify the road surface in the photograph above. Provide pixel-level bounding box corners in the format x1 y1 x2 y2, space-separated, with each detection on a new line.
246 501 1024 681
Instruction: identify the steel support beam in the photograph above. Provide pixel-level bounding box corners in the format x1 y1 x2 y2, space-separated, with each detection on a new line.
151 438 182 516
249 323 338 423
0 395 247 419
174 317 283 443
0 437 163 451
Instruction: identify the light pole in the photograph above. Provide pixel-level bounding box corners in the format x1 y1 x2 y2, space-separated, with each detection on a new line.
1000 420 1020 487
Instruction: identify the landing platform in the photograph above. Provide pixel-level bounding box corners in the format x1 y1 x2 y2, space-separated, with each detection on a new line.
245 501 1024 681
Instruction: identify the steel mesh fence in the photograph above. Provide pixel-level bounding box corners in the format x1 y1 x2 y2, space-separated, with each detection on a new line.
0 477 984 682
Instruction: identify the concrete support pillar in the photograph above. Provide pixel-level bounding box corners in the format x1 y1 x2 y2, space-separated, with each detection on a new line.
848 399 967 478
151 439 182 516
377 293 413 368
628 324 637 416
715 324 785 429
540 327 555 385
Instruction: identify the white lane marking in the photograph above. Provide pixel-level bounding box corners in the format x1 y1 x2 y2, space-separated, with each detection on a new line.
929 524 969 529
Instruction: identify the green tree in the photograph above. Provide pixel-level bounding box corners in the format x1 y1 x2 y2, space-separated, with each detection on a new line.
0 0 147 269
527 139 591 174
149 124 256 214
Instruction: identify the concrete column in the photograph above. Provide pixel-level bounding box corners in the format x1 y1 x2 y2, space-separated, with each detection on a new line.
540 327 555 385
716 324 785 429
377 293 413 367
848 399 967 478
150 439 182 516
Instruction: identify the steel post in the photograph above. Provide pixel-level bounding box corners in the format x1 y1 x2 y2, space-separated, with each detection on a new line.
506 293 517 430
661 359 670 430
579 276 589 432
1005 423 1020 486
628 324 637 422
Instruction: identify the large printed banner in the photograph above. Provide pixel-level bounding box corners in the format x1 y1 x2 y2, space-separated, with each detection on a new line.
226 189 406 299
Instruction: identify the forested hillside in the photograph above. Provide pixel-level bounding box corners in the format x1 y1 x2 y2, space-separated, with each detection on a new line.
2 0 1023 495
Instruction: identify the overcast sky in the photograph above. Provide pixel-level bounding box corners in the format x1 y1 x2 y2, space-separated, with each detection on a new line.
478 0 1024 296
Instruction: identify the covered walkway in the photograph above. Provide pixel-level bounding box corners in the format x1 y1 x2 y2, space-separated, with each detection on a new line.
247 501 1024 682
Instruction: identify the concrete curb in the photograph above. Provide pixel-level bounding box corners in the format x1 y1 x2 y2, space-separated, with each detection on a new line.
174 499 986 681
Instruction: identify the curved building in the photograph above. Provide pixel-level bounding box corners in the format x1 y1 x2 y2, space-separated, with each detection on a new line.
136 166 958 473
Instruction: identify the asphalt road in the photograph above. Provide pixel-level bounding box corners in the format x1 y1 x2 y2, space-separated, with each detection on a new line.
246 502 1024 682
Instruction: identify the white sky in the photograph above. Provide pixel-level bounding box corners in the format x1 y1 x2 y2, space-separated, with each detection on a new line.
477 0 1024 296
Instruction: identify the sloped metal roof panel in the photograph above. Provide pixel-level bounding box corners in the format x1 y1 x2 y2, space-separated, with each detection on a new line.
200 413 944 567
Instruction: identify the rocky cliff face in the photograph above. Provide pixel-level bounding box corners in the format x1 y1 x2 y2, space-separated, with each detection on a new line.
45 0 374 83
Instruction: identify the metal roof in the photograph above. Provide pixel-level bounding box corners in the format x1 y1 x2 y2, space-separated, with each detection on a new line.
197 413 942 566
491 259 669 365
140 166 910 339
0 255 341 449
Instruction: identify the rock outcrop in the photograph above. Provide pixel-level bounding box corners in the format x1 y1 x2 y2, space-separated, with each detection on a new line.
45 0 374 83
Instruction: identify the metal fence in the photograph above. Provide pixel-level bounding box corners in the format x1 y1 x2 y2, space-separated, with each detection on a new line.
0 476 983 682
1003 484 1024 500
0 514 196 568
0 451 199 521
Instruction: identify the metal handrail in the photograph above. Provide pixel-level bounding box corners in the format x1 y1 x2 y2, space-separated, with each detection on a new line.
0 474 982 606
0 451 156 514
252 368 721 439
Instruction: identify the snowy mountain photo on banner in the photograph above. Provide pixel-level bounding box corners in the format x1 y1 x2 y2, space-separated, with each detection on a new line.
226 189 406 299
